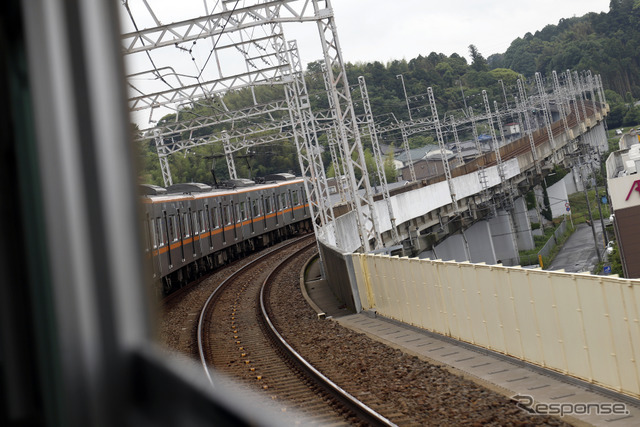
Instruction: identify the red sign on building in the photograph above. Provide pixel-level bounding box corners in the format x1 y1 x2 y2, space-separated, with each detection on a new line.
625 179 640 201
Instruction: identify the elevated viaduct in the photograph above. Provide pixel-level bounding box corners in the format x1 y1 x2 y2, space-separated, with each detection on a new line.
315 102 640 401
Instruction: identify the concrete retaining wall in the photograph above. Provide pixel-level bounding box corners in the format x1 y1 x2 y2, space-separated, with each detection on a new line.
317 240 361 313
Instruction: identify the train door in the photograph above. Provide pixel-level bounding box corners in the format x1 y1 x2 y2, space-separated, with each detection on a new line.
301 184 308 217
162 210 172 270
144 212 161 279
274 191 280 226
176 208 186 263
248 197 255 235
261 194 268 229
220 201 228 245
167 209 178 269
230 201 238 240
205 203 214 251
290 189 296 220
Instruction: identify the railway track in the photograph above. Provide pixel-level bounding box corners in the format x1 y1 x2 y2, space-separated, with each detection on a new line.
484 106 596 167
161 235 570 425
197 235 394 425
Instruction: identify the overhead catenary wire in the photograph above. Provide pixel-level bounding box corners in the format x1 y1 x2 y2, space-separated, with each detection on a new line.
122 0 175 90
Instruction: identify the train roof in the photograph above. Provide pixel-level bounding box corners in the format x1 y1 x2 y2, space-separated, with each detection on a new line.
166 182 212 194
264 172 296 181
139 183 167 195
141 176 304 203
220 178 256 188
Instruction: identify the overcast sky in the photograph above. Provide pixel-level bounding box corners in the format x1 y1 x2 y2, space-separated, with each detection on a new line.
300 0 612 64
122 0 612 64
121 1 611 127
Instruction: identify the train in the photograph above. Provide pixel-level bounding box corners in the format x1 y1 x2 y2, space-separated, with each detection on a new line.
140 173 312 295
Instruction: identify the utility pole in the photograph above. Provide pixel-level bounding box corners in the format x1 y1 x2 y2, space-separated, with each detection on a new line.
397 74 412 122
579 161 602 262
594 179 608 247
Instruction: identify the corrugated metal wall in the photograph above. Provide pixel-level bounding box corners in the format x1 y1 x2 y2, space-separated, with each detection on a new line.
351 254 640 399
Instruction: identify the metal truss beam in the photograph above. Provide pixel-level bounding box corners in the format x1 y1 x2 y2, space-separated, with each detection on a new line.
157 126 295 157
535 72 557 155
137 99 290 140
222 131 237 180
359 76 398 245
399 121 416 182
573 70 589 124
284 40 335 235
483 90 505 182
552 70 571 135
327 128 348 203
517 78 541 174
121 0 320 55
128 65 292 111
429 87 457 210
315 0 381 251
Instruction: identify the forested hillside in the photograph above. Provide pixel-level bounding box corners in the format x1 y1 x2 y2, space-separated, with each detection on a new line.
489 0 640 105
137 0 640 186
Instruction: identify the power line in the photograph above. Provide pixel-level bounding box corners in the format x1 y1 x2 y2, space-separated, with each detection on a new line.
122 0 175 90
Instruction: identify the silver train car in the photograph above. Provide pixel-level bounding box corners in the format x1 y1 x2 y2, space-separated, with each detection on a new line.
140 174 312 295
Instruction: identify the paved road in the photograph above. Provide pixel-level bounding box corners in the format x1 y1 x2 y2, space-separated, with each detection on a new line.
547 221 606 273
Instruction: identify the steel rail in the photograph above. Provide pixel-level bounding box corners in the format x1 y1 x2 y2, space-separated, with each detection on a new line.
259 244 397 427
196 234 311 387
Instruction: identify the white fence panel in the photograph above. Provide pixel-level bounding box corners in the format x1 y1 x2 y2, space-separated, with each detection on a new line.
474 266 505 352
550 273 591 379
508 268 544 364
528 272 565 371
459 263 490 348
351 253 640 398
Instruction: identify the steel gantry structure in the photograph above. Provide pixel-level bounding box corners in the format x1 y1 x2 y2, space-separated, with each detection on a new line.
122 0 361 243
121 1 608 254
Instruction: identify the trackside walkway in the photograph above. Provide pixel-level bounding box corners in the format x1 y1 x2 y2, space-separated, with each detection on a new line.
302 259 640 427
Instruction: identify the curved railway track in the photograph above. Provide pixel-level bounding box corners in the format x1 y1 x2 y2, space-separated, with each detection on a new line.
160 236 570 425
197 235 394 425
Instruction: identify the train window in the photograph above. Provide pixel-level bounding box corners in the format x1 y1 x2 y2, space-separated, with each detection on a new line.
169 215 178 242
252 199 260 217
150 218 157 249
192 212 199 235
238 202 247 221
200 211 206 232
167 216 174 242
210 207 219 229
292 190 299 206
230 203 237 225
182 213 190 237
156 217 165 247
265 196 272 213
280 193 287 209
143 219 151 252
222 205 231 225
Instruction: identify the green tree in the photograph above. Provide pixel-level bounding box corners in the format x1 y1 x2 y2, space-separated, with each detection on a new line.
623 105 640 126
384 146 398 183
468 44 488 72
